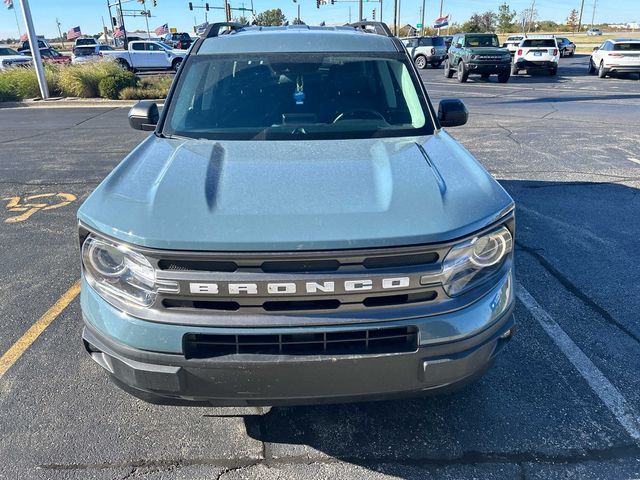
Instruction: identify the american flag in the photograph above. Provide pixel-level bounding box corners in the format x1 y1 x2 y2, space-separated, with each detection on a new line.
4 0 13 10
433 15 449 28
154 23 168 36
67 26 82 40
113 27 125 38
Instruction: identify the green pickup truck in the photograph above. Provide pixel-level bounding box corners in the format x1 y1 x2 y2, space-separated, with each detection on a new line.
444 33 512 83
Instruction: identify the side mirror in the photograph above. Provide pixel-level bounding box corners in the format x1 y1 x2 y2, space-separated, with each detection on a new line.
592 46 599 51
128 101 159 131
438 99 468 128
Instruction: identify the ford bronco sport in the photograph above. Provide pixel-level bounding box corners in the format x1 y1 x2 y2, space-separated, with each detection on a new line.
445 33 512 83
78 22 516 406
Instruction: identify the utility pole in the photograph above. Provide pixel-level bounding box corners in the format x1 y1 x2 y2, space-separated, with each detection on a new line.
55 18 64 48
393 0 397 34
358 0 363 22
437 0 443 34
397 0 401 34
591 0 597 27
379 0 382 23
18 0 48 99
117 0 129 48
420 0 425 36
578 0 585 31
142 0 150 38
297 3 300 23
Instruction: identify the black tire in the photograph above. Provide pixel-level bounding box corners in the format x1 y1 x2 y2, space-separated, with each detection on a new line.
498 71 510 83
444 59 454 78
431 61 442 68
511 64 519 75
559 49 564 58
414 55 427 70
116 58 131 71
598 61 608 78
457 61 469 83
480 73 490 80
588 58 596 74
172 58 183 71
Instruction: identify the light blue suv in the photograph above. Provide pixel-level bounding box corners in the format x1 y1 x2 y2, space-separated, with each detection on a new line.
78 22 515 406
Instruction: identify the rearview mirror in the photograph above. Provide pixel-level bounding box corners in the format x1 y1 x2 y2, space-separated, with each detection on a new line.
128 101 159 131
438 99 468 128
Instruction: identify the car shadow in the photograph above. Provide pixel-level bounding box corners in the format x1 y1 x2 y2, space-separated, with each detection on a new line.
232 180 640 478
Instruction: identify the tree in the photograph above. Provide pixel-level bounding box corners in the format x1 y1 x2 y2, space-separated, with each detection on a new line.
567 9 579 32
520 7 538 33
235 15 248 24
254 8 286 26
461 11 497 33
497 3 517 33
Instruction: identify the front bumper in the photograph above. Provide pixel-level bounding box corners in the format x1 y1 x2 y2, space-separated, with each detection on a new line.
467 63 511 74
81 270 515 406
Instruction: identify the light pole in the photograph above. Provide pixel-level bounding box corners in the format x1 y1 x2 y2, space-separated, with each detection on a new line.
358 0 363 22
437 0 443 34
420 0 425 36
392 0 397 34
18 0 48 99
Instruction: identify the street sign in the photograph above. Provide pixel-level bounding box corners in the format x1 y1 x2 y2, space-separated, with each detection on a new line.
416 23 423 28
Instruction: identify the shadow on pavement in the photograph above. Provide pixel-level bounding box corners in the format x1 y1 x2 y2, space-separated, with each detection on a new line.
238 180 640 478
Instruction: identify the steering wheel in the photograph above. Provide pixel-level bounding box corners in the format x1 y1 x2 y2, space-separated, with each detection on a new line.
332 109 386 124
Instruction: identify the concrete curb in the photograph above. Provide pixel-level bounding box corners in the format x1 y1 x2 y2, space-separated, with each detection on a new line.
0 98 165 109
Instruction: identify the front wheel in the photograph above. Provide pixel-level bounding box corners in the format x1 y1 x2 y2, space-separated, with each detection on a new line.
457 61 469 83
497 71 510 83
444 59 454 78
414 55 427 70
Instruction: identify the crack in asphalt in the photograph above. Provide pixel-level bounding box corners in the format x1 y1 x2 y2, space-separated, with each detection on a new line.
517 240 640 345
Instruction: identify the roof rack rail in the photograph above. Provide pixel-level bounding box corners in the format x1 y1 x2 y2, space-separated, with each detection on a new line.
348 21 394 37
204 22 246 38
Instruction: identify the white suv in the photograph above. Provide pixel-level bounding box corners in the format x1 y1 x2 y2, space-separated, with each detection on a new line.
589 39 640 78
512 36 559 76
502 35 524 57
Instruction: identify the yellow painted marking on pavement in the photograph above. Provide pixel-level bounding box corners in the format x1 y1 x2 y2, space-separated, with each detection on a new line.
3 192 76 223
0 280 80 379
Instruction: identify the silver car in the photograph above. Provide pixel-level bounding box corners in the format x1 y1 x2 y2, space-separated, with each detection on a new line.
71 44 114 65
402 36 448 69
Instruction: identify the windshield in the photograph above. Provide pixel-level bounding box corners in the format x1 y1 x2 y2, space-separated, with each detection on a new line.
465 35 500 48
163 53 433 141
0 47 20 56
613 43 640 51
522 39 556 48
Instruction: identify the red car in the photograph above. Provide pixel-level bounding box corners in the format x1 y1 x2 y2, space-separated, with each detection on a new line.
23 47 70 65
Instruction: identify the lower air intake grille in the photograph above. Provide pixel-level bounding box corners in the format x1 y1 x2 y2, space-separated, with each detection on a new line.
183 326 418 358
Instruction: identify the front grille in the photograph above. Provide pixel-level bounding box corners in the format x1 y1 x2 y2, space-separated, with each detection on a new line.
183 326 418 358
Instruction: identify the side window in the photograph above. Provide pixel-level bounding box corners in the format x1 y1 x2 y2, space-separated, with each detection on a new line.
131 43 145 51
147 43 164 51
455 36 464 48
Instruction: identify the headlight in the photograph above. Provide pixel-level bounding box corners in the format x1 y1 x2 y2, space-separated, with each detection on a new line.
470 54 478 60
82 235 159 307
440 226 513 296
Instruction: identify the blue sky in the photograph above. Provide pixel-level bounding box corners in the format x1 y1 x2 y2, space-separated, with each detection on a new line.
1 0 639 39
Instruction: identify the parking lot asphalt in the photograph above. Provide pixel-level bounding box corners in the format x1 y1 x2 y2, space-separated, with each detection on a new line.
0 53 639 479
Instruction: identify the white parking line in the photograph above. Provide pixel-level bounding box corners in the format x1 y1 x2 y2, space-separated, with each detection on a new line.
515 281 640 441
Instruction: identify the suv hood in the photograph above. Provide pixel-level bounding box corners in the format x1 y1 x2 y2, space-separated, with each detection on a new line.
79 133 513 251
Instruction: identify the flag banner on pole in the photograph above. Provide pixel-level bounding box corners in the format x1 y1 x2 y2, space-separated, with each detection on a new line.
67 26 82 40
4 0 13 10
433 15 449 28
113 27 125 38
154 23 168 36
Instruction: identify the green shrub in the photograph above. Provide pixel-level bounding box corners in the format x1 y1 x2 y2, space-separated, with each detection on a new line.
58 60 124 98
0 64 61 100
118 86 166 100
98 71 137 99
